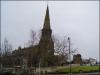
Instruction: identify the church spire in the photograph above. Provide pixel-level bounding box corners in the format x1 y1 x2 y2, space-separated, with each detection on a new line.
43 5 51 29
39 4 54 59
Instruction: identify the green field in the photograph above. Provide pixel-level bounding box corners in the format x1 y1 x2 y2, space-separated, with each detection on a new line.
52 65 100 74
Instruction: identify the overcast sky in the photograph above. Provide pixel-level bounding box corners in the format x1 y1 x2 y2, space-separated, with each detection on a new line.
1 1 99 61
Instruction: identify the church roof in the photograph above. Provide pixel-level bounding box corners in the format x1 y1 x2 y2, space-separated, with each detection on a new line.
43 5 51 29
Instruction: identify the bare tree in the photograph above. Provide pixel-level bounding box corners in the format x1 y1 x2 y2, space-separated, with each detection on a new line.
52 35 78 62
27 29 41 47
0 46 2 57
52 35 68 55
0 37 13 67
30 30 36 45
0 43 2 66
26 30 37 47
2 37 12 56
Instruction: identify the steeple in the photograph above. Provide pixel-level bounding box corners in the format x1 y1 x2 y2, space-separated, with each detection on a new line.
43 5 51 29
39 4 54 56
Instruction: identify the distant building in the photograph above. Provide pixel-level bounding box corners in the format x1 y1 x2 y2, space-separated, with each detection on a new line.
82 58 97 66
89 58 97 65
82 59 90 66
73 54 97 66
73 54 82 64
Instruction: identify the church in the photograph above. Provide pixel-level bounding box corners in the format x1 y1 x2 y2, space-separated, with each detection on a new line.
12 5 55 67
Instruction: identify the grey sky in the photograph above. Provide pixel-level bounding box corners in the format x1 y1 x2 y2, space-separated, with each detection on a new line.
1 1 99 61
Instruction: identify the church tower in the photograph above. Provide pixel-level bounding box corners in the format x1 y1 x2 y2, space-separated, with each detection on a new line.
39 5 54 55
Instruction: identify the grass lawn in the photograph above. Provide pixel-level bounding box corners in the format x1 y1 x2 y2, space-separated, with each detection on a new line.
52 65 100 74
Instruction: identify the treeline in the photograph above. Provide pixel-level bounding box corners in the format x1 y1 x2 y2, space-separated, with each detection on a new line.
0 30 78 67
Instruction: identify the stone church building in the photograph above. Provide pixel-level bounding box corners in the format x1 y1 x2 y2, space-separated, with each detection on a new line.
12 5 55 67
